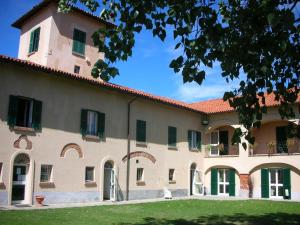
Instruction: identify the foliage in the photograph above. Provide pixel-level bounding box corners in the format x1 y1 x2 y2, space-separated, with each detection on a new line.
58 0 300 145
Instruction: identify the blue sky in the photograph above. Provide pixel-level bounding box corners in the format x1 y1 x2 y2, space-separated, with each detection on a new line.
0 0 241 103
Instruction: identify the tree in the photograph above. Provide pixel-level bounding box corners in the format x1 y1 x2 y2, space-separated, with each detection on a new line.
58 0 300 145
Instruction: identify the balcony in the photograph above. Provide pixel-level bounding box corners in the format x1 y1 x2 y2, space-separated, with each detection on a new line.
205 144 240 157
249 139 300 156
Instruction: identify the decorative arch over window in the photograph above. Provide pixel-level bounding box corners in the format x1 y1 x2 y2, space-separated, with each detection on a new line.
60 143 83 158
13 135 32 150
122 151 156 164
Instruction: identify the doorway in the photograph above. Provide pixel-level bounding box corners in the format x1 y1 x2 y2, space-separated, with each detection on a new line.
11 153 30 205
103 161 115 201
190 163 203 195
218 169 229 195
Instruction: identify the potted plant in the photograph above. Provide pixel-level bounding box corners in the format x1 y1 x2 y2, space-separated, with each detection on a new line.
35 195 45 206
267 140 276 156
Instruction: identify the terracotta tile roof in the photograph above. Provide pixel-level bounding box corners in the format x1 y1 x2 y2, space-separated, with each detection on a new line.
189 92 300 114
0 54 202 114
11 0 115 29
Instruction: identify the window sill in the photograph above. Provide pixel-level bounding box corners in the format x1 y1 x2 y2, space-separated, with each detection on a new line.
169 180 176 184
84 135 100 141
72 51 85 58
136 142 147 148
27 51 37 57
39 182 55 188
168 146 178 151
85 181 97 187
136 181 145 186
13 126 35 132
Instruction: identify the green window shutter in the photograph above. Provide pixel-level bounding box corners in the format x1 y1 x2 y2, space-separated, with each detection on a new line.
211 168 218 195
80 109 88 136
33 27 40 52
32 99 42 131
196 131 201 150
188 130 192 149
229 169 235 196
261 168 269 198
73 29 86 55
168 126 176 147
283 168 291 199
98 112 105 139
7 95 18 128
136 120 146 142
29 31 34 53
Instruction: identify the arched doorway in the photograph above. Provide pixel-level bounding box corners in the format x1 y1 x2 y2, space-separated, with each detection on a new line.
103 161 115 201
190 163 203 195
11 153 30 205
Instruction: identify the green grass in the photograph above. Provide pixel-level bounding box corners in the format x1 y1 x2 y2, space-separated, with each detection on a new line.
0 200 300 225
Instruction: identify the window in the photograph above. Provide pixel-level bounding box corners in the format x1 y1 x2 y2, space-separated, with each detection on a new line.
218 169 229 195
219 131 229 155
0 163 2 181
210 131 219 155
85 167 95 182
72 28 86 55
136 120 146 143
169 169 175 181
29 27 40 53
269 168 284 198
74 65 80 74
168 126 177 147
40 165 52 182
7 95 42 130
188 130 201 150
80 109 105 138
136 168 144 182
276 126 288 153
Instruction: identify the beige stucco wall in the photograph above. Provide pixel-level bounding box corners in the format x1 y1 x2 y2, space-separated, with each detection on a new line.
17 2 105 77
0 63 204 205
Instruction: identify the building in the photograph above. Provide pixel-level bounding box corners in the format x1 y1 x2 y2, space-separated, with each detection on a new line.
0 0 299 206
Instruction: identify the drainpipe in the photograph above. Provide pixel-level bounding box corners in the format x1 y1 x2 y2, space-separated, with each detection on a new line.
126 97 137 201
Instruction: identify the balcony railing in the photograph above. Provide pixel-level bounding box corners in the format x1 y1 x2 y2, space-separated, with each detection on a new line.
205 144 239 157
249 139 300 156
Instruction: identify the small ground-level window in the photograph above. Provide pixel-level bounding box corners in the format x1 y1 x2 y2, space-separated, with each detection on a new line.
85 167 95 182
74 65 80 74
137 168 144 182
40 165 53 182
169 169 175 181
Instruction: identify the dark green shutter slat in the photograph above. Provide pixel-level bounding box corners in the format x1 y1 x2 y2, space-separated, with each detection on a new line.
7 95 18 128
34 27 40 52
136 120 146 142
29 31 34 53
98 112 105 139
73 29 80 53
261 168 269 198
197 131 201 150
80 109 88 136
32 100 42 131
188 130 192 149
283 168 291 199
211 168 218 195
168 126 176 147
229 169 235 196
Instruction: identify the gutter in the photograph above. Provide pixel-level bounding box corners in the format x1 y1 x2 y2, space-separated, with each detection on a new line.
125 97 138 201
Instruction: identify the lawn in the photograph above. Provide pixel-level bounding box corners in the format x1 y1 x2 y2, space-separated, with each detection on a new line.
0 200 300 225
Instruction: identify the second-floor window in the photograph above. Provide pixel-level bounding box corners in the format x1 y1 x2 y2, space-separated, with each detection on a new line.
188 130 201 150
168 126 177 148
29 27 40 54
72 28 86 56
136 120 146 143
7 95 42 130
276 126 288 153
80 109 105 138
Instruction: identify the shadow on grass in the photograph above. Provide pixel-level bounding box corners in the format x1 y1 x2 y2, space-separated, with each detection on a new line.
118 213 300 225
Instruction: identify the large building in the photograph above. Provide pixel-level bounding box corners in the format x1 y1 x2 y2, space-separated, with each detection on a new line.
0 0 299 206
